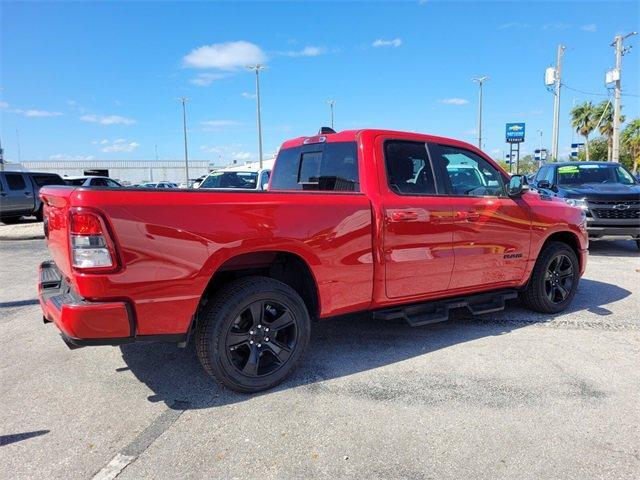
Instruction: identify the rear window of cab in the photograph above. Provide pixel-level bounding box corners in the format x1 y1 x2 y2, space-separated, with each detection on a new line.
269 141 359 192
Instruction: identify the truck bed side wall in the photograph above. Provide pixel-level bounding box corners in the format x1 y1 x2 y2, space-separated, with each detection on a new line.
61 189 374 335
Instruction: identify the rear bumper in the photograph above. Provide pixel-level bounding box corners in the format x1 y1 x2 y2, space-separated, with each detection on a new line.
39 261 186 348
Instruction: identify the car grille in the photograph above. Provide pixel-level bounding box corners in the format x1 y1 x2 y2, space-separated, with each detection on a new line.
588 199 640 220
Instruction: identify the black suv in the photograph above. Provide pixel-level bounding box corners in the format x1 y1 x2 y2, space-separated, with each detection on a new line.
532 162 640 249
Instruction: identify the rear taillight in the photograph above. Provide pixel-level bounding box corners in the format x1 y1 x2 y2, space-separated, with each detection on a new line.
69 208 116 270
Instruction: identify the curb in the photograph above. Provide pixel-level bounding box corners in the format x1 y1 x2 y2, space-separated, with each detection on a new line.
0 235 46 241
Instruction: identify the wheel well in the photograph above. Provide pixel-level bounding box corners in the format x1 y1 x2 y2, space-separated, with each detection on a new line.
199 251 319 319
541 231 582 268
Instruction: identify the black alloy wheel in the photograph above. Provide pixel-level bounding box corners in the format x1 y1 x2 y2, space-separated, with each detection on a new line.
196 276 311 393
225 299 298 377
544 254 574 304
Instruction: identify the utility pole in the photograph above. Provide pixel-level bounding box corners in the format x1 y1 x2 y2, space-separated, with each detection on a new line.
611 32 637 163
178 97 189 185
247 65 265 168
551 45 565 162
326 99 336 129
472 76 489 149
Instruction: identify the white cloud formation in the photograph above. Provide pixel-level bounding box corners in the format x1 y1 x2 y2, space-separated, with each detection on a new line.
241 92 256 99
581 24 597 32
183 41 267 70
542 22 571 30
200 144 253 163
190 73 226 86
279 46 326 57
99 139 140 153
49 154 95 160
372 38 402 48
201 120 242 129
498 22 531 30
441 98 469 105
1 102 62 117
81 114 135 125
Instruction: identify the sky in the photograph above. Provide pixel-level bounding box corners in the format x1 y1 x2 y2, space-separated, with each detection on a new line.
1 0 639 165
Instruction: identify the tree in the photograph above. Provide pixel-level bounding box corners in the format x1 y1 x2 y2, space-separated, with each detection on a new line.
578 137 607 161
570 101 597 161
593 100 624 161
621 118 640 174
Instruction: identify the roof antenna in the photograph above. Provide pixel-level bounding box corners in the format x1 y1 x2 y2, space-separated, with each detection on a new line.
318 127 336 134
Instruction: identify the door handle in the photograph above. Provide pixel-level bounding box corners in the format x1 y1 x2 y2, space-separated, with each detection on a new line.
391 211 419 222
455 211 480 221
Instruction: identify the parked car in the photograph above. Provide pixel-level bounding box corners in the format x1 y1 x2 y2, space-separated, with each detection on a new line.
531 162 640 249
63 176 122 188
137 182 177 188
0 171 65 222
197 168 271 190
38 128 587 392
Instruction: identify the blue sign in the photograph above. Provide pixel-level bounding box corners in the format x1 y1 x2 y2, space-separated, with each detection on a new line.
506 123 526 143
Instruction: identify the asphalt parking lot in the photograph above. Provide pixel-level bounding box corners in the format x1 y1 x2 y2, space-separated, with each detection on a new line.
1 234 639 479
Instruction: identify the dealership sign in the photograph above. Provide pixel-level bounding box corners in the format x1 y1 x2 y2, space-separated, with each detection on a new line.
505 123 526 143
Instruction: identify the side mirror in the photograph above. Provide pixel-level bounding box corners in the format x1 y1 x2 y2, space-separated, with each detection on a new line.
537 179 551 189
508 175 529 197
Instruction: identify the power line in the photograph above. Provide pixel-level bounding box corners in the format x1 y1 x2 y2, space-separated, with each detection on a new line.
562 83 639 98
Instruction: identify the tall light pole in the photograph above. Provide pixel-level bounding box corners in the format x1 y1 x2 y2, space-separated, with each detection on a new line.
326 99 336 129
178 97 189 185
247 64 265 168
611 32 637 163
550 45 565 162
472 76 489 149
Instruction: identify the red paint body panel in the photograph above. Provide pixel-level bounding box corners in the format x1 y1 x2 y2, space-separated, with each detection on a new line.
38 129 587 342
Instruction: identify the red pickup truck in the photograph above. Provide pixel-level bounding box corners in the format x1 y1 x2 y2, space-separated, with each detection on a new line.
38 129 588 392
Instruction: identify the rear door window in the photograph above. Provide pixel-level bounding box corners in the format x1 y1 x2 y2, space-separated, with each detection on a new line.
32 175 65 187
384 140 437 195
270 141 359 192
6 173 26 190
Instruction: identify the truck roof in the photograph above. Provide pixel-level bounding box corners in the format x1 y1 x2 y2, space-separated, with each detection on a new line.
280 128 480 153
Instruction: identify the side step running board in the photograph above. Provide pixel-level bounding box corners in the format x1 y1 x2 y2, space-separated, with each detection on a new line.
373 289 518 327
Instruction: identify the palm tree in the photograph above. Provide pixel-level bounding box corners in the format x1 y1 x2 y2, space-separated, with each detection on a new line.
621 118 640 174
594 100 624 161
571 101 597 161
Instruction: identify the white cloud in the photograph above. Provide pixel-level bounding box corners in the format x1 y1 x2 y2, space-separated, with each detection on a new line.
581 24 597 32
1 102 63 117
372 38 402 48
200 144 253 163
542 22 571 30
81 114 135 125
441 98 469 106
183 41 266 70
99 139 140 153
190 73 226 87
241 92 256 99
498 22 531 30
530 109 543 116
279 46 326 57
49 154 95 161
201 120 242 129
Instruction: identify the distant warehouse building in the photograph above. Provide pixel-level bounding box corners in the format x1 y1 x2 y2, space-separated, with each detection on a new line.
16 160 213 185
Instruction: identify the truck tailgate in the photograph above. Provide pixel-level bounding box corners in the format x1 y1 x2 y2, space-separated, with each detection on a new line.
40 186 76 280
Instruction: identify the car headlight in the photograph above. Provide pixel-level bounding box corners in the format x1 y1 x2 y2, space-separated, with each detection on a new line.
563 198 588 210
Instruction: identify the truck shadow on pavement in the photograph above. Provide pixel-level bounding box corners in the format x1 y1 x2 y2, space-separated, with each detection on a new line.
118 278 632 411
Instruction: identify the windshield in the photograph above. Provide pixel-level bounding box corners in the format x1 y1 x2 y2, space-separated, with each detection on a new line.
199 171 258 189
556 164 636 186
64 178 87 186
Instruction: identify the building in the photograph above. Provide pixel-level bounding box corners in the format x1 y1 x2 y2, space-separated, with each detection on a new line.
9 159 213 185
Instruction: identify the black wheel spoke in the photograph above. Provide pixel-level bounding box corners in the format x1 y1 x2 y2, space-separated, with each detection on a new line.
227 331 249 349
266 341 292 364
556 283 569 300
269 311 294 331
559 267 573 278
242 345 260 376
248 301 264 326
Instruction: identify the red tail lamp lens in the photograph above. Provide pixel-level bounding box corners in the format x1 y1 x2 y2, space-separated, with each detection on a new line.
70 211 103 235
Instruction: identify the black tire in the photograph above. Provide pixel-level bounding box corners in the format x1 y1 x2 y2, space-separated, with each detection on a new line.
521 241 580 313
0 216 22 224
35 205 44 222
195 276 311 393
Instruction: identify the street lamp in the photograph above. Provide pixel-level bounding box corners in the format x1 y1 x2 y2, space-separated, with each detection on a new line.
326 99 336 129
472 76 489 149
247 65 265 168
178 97 189 185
